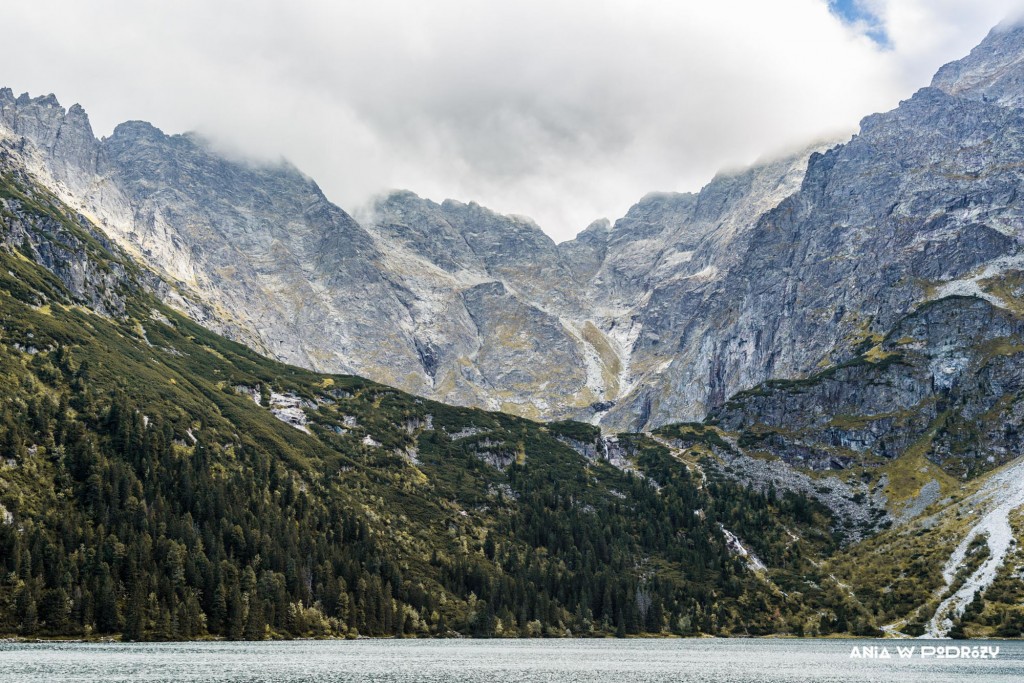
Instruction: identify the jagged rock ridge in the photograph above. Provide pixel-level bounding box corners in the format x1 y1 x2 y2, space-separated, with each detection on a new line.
1 83 826 427
3 21 1024 431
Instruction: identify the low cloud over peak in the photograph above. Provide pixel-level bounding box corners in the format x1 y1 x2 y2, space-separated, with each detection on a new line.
2 0 1021 241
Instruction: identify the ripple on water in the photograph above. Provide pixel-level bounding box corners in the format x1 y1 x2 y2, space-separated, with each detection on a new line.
0 639 1022 683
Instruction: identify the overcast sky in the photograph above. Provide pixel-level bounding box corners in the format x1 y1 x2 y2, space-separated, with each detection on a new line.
2 1 1023 241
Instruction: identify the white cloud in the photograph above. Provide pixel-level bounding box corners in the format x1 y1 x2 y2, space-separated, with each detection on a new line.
0 0 1020 241
867 0 1024 84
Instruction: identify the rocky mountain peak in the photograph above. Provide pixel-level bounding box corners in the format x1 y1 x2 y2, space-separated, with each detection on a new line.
931 20 1024 106
0 90 98 197
612 192 698 240
575 217 611 242
0 90 94 146
109 119 166 142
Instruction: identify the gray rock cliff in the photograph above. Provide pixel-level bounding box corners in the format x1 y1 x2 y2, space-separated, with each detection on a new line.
3 23 1024 432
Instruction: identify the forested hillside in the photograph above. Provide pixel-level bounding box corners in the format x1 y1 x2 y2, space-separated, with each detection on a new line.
0 153 855 640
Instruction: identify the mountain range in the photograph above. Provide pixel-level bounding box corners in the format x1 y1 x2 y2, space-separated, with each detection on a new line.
11 25 1024 435
2 20 1024 641
1 75 832 431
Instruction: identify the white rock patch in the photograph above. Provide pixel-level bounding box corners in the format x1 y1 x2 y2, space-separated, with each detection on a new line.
925 456 1024 638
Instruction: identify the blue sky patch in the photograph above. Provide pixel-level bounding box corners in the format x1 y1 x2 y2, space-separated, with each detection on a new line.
828 0 890 46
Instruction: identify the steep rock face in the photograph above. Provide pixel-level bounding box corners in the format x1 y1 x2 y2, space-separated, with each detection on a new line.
0 145 133 317
711 296 1024 478
932 22 1024 107
361 192 605 417
557 218 610 284
605 25 1024 430
589 144 828 428
360 146 824 423
0 89 98 194
96 120 427 388
1 98 432 390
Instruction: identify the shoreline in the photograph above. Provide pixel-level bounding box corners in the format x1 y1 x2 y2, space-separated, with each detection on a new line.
3 634 1019 645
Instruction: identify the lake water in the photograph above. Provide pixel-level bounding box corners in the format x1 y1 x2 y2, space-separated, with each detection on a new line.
0 639 1020 682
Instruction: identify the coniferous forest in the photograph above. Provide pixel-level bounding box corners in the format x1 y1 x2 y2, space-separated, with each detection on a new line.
0 158 883 640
